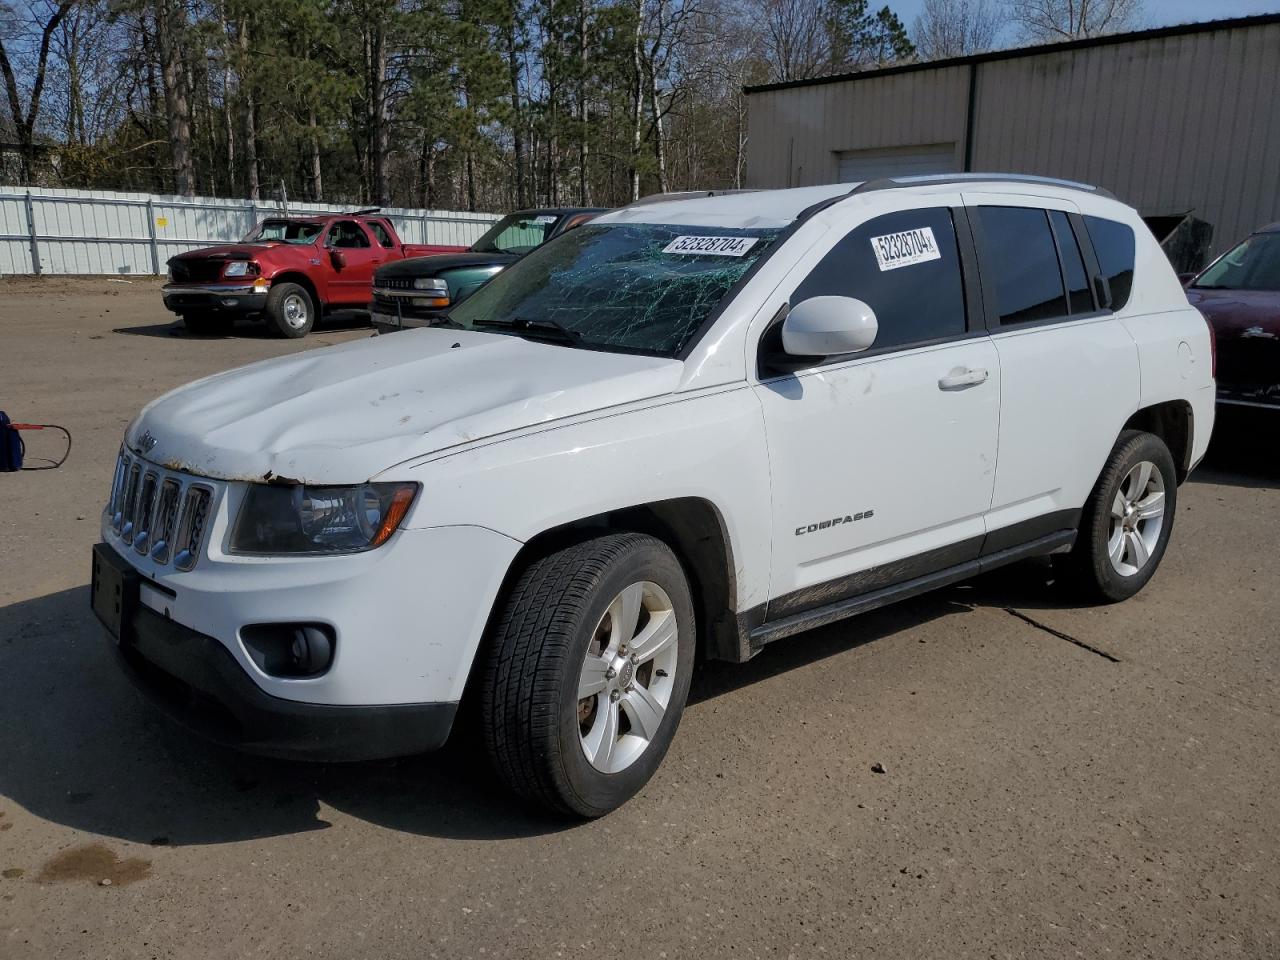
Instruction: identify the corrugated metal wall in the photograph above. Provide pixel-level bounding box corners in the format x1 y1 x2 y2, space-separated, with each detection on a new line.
746 18 1280 257
0 185 500 276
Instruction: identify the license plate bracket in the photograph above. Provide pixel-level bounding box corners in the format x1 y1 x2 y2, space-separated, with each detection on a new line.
91 542 139 643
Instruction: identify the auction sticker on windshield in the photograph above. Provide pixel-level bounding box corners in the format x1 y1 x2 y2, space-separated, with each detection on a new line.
870 227 941 271
663 236 759 257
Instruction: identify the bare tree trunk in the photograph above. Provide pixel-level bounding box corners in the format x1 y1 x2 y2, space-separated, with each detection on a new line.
647 61 667 193
156 0 194 195
628 0 643 202
369 21 389 205
465 149 477 211
734 87 747 189
309 110 323 200
505 3 526 208
238 19 259 200
576 0 588 207
219 2 236 191
418 135 437 208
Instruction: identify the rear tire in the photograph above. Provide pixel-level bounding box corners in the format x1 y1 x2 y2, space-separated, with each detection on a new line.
182 312 232 336
265 282 315 338
480 533 695 818
1056 430 1177 603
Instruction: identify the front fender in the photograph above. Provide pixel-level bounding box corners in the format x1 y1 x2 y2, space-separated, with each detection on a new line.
390 386 774 616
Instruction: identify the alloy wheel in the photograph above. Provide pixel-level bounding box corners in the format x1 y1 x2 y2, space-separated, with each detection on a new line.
1107 459 1166 577
576 581 680 774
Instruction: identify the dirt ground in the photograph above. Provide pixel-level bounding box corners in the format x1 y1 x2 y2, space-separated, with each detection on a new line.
1 276 1277 960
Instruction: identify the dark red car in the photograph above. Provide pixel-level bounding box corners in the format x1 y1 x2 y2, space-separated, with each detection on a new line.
1185 222 1280 410
162 213 465 338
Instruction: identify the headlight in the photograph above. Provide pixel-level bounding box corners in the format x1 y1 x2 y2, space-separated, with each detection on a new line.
229 482 418 555
223 261 259 278
412 277 448 292
167 265 175 282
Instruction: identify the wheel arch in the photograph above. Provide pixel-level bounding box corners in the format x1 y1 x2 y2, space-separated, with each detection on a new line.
496 497 744 665
1122 400 1193 482
270 271 322 312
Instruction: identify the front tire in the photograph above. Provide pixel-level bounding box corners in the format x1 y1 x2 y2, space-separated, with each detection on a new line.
1057 430 1177 602
480 533 695 818
265 282 315 338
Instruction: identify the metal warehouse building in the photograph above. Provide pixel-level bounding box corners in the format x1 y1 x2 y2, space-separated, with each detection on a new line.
744 14 1280 268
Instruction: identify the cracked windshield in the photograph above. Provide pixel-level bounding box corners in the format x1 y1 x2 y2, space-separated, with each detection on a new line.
449 223 782 356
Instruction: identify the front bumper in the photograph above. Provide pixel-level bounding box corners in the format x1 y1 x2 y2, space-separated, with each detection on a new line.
162 282 269 316
112 596 457 761
370 306 448 334
93 491 523 758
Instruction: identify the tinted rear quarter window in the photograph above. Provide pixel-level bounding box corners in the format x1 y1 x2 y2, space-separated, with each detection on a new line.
977 206 1068 325
1050 210 1093 314
791 207 968 351
1084 215 1136 310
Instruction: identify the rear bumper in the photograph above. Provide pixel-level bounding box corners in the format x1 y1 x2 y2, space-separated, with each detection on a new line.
162 282 269 316
111 600 457 761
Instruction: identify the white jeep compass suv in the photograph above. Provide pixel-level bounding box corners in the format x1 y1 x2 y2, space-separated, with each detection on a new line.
93 175 1215 816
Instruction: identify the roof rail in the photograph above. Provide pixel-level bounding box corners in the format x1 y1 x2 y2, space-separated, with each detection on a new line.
351 207 382 215
623 188 760 208
849 173 1116 200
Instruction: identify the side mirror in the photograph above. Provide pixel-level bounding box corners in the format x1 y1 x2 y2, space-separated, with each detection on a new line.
330 249 347 269
782 296 878 357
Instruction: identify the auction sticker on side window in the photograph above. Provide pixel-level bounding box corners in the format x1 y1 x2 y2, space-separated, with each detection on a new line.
870 227 941 271
663 235 759 256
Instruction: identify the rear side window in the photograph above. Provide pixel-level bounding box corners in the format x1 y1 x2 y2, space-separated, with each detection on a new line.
1084 216 1136 310
976 206 1068 325
791 207 967 351
369 221 396 248
1050 211 1093 314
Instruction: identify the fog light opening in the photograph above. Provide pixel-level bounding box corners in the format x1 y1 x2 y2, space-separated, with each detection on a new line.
241 623 335 678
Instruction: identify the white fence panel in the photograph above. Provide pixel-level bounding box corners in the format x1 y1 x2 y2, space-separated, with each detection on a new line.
0 185 499 276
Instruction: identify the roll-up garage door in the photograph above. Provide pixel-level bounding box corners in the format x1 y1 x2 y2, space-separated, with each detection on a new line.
836 143 959 183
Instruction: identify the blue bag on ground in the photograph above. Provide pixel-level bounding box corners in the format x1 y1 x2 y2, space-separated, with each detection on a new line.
0 412 23 471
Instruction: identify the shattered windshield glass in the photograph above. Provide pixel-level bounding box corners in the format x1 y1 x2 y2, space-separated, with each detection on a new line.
246 220 323 244
449 223 782 356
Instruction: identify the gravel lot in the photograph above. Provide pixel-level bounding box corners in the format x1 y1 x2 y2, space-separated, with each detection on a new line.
1 276 1277 960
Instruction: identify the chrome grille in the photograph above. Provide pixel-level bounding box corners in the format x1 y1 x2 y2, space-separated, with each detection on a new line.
108 450 131 528
132 471 159 555
120 462 142 543
380 276 415 291
105 449 215 572
150 479 181 563
173 486 212 571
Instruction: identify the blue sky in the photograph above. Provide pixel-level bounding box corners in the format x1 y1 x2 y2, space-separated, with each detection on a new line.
891 0 1280 33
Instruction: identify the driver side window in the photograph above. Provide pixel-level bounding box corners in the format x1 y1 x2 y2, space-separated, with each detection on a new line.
328 220 371 249
791 207 969 352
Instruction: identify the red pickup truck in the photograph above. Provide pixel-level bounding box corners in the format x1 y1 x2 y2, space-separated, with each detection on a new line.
162 212 466 338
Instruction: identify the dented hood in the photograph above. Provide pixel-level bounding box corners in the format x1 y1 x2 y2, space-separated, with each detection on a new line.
126 329 684 484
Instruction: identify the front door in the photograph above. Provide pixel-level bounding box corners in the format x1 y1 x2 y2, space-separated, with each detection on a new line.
754 203 1000 621
325 219 384 305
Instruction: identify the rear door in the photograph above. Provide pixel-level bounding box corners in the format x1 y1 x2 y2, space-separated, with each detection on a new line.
964 194 1140 539
325 219 384 305
753 198 1000 621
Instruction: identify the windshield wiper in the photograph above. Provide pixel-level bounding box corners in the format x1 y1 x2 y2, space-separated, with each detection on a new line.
473 317 582 343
